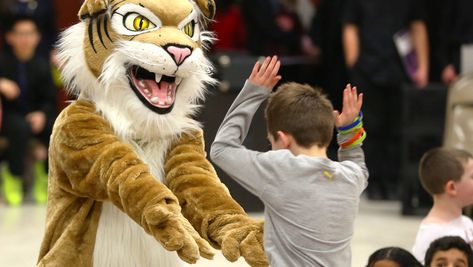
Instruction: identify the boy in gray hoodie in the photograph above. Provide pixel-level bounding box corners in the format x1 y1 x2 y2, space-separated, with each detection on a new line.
210 55 368 267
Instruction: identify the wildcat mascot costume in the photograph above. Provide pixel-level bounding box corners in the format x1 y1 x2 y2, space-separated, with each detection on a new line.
37 0 267 266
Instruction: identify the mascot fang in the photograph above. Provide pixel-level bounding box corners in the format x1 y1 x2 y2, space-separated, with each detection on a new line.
37 0 268 266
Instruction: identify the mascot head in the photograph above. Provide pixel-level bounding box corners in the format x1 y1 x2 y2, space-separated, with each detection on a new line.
58 0 216 140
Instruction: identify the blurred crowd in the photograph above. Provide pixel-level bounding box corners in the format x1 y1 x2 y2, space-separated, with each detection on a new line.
211 0 473 202
0 0 470 205
0 0 470 207
211 0 473 86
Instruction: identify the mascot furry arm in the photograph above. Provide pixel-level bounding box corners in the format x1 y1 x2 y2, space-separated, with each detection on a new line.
166 131 267 267
37 0 267 267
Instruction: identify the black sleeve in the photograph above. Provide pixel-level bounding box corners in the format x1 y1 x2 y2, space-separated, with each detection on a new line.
42 1 58 52
408 0 427 22
435 0 455 70
341 0 361 25
36 60 57 117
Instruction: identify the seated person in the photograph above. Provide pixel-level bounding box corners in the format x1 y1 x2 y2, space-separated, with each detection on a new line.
424 236 473 267
412 147 473 263
366 247 423 267
0 14 56 205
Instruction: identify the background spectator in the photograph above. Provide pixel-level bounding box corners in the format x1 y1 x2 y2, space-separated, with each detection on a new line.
308 0 348 110
435 0 473 86
0 0 57 60
412 148 473 263
342 0 429 200
0 15 56 206
366 247 423 267
240 0 309 56
424 236 473 267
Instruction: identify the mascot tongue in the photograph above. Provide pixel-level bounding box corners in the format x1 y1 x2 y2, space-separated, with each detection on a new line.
138 78 176 107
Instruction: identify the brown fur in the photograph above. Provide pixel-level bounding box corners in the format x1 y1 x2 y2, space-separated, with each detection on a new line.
38 100 267 266
38 100 188 265
38 0 268 266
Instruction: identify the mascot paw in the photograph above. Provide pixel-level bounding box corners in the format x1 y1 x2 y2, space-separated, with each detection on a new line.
178 214 215 260
212 215 269 267
144 203 214 263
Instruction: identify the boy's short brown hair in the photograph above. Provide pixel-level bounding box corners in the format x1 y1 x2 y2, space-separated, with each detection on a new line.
419 147 473 195
265 82 334 148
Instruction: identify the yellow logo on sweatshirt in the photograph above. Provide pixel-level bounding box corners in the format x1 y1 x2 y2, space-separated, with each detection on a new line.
323 171 334 180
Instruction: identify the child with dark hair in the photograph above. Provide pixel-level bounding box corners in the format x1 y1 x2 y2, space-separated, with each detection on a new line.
425 236 473 267
210 55 368 266
412 147 473 263
366 247 423 267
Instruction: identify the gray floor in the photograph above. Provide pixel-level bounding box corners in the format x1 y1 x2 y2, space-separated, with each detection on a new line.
0 197 422 267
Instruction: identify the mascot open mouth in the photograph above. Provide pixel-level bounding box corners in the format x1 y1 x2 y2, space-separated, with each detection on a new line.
128 66 182 114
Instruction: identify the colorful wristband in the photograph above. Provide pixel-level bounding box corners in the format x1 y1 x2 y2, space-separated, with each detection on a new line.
343 130 367 149
336 111 364 132
340 128 364 148
338 121 363 135
341 131 367 149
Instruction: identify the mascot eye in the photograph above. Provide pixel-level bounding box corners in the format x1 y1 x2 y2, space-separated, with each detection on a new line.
183 21 196 37
124 13 155 31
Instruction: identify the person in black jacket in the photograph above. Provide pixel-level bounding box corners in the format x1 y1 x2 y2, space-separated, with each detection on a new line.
0 14 56 205
341 0 429 200
436 0 473 86
240 0 306 56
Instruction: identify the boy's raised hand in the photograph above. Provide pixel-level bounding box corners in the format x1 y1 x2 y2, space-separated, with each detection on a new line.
333 84 363 128
248 56 282 91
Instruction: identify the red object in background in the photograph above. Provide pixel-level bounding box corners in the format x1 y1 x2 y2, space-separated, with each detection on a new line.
211 6 247 51
54 0 82 29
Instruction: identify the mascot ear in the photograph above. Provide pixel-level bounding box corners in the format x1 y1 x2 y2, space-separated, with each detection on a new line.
78 0 108 20
194 0 216 20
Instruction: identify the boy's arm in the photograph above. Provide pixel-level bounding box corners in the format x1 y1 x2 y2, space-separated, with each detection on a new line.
210 56 281 197
334 84 369 186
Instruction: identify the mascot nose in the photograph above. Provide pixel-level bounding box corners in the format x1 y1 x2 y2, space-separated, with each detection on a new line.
166 45 192 65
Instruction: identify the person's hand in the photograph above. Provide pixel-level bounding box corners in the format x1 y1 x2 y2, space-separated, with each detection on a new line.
276 14 295 32
442 64 457 86
413 67 428 89
301 35 321 60
26 111 46 134
248 56 281 91
333 84 363 128
50 49 60 68
0 78 20 100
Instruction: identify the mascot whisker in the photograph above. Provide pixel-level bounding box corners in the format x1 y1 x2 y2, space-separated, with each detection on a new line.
37 0 268 266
